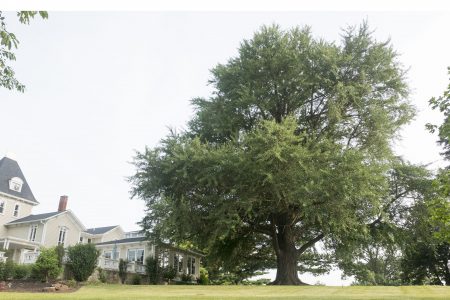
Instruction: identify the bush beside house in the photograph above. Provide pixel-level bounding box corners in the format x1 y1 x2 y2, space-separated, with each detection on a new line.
32 247 62 282
66 243 100 282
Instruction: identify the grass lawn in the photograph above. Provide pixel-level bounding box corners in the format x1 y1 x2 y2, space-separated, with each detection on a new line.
1 285 450 300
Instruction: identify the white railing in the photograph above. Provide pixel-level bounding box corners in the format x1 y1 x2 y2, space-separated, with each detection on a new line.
127 261 146 274
99 258 145 274
23 252 39 264
102 258 119 270
0 251 7 263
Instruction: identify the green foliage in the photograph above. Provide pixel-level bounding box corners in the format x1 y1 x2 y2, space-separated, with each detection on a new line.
162 265 177 282
13 263 32 280
181 273 193 282
425 67 450 248
118 259 127 284
97 267 107 283
145 256 161 284
130 274 141 285
66 278 77 288
32 247 62 282
338 160 432 286
0 11 48 92
67 243 100 282
198 267 209 285
2 259 15 280
131 23 414 284
400 201 450 285
55 244 65 268
426 67 450 160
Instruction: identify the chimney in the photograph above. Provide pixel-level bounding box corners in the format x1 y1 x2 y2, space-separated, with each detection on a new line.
58 195 68 212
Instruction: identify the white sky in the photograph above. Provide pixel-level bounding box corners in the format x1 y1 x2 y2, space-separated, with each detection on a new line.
0 8 449 285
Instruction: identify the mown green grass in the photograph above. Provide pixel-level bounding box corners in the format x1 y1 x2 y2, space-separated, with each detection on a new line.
1 284 450 300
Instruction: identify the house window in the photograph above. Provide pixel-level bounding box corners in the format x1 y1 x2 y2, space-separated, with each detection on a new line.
127 249 144 264
158 249 170 268
174 254 183 273
13 204 19 217
187 257 196 275
29 225 38 241
79 237 84 243
104 250 119 260
9 177 23 192
0 200 5 214
58 227 67 246
87 238 92 244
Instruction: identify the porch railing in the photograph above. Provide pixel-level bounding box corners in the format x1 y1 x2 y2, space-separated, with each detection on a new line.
99 258 145 274
23 251 39 264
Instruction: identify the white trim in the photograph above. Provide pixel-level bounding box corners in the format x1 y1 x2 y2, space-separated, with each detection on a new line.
5 210 86 230
1 236 42 248
0 191 39 206
95 241 146 247
28 224 38 242
4 211 65 226
41 221 48 244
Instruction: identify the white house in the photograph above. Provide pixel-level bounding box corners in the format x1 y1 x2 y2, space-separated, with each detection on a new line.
0 156 202 278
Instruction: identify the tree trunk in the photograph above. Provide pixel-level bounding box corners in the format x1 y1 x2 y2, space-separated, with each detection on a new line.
271 221 307 285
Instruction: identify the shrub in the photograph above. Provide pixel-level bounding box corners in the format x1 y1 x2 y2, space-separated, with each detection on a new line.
66 278 77 288
0 261 5 280
145 256 160 284
162 265 176 283
181 273 193 282
55 244 65 267
2 259 15 280
14 264 32 279
66 243 100 282
118 259 127 284
131 274 141 285
197 267 209 285
32 247 62 282
97 267 107 283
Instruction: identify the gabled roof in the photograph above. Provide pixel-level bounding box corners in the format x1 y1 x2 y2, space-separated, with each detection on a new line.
95 237 146 246
6 211 62 224
85 225 119 235
0 157 38 204
5 209 86 231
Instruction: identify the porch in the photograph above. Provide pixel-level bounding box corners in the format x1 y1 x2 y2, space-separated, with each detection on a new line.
0 236 41 264
98 257 146 274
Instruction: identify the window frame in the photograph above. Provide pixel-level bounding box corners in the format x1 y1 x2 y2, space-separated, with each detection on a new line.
127 248 144 264
13 204 19 217
29 224 38 242
58 226 67 246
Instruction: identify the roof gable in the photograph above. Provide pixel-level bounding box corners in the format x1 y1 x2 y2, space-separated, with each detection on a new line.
6 211 62 225
6 209 86 231
0 157 38 204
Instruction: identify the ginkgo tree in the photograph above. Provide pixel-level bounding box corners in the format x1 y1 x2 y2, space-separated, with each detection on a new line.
131 23 415 285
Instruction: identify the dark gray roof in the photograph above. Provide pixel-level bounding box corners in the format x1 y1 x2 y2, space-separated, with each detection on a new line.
95 237 147 246
0 157 38 204
6 211 61 225
85 225 118 235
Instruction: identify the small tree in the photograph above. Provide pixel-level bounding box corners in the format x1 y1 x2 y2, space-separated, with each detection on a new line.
145 256 160 284
162 265 176 284
32 247 62 282
67 243 100 282
118 259 127 284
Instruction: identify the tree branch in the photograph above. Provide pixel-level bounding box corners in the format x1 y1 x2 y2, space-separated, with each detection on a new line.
297 233 324 255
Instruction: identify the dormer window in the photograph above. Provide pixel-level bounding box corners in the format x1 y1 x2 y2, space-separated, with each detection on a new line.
9 177 24 193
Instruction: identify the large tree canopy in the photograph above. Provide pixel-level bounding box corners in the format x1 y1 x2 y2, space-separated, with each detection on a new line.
131 23 414 285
